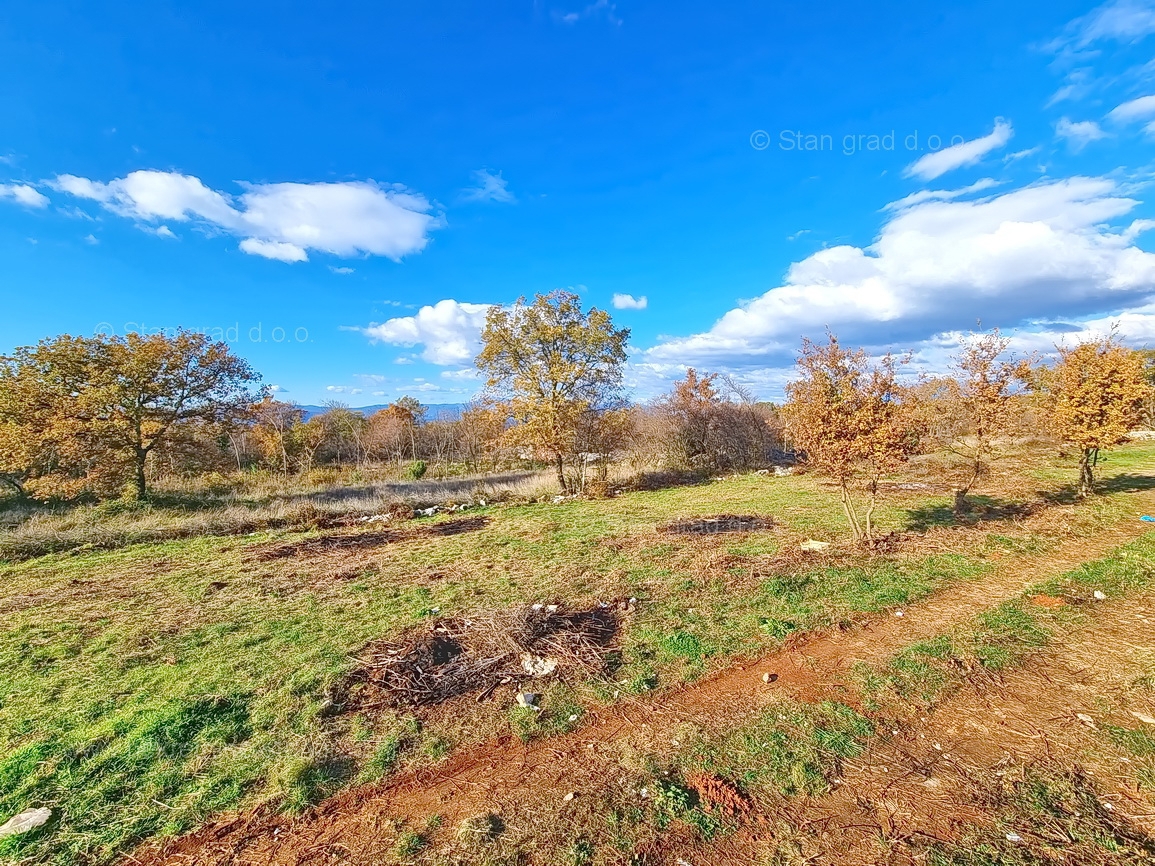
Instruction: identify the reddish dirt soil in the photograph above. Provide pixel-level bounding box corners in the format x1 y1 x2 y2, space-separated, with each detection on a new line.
680 594 1155 865
128 504 1155 866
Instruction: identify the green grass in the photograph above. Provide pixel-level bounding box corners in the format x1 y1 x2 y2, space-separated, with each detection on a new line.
685 700 875 798
0 444 1151 864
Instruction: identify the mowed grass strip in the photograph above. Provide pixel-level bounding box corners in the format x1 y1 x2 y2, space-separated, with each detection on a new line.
0 446 1151 864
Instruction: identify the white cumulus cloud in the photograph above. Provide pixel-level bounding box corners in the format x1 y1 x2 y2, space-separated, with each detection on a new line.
0 184 49 208
647 176 1155 368
360 299 496 365
612 293 648 310
904 119 1013 181
239 238 308 262
52 169 438 263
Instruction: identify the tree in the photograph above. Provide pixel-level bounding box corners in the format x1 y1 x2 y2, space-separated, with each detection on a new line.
0 334 118 497
321 404 369 467
783 333 920 542
252 399 306 473
1041 336 1147 497
289 415 329 473
1140 349 1155 428
456 401 507 471
941 330 1028 513
366 400 423 465
653 369 782 472
476 290 629 493
0 330 262 498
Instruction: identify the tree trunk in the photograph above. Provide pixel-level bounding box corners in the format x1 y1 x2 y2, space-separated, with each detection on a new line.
555 454 567 494
134 449 148 499
1078 448 1097 498
953 461 981 515
0 475 26 497
839 480 862 540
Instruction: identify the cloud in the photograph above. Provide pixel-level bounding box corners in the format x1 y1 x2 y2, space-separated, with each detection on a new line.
268 384 286 393
329 266 355 275
83 233 98 245
1108 93 1155 121
1005 146 1042 163
53 169 438 263
612 293 648 310
646 176 1155 369
360 299 495 365
153 225 176 239
239 238 308 262
441 368 481 381
786 229 812 241
1056 0 1155 49
884 178 1000 211
461 169 515 204
904 119 1013 181
0 183 49 208
556 0 621 26
1055 117 1109 149
325 385 363 395
1046 68 1095 106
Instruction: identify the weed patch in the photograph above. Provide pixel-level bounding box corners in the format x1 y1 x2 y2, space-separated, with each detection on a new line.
922 763 1155 865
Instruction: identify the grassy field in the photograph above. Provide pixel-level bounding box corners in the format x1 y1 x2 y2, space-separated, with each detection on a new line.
0 444 1153 864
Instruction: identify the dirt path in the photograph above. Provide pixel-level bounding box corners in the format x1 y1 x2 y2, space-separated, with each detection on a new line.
688 592 1155 865
131 499 1155 866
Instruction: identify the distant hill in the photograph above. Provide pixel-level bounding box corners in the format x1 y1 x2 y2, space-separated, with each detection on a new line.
296 403 466 421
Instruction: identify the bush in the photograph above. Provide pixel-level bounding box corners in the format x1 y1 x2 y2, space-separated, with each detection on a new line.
405 460 428 480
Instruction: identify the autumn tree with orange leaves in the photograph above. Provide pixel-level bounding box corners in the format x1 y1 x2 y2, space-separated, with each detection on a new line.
784 333 921 542
1040 335 1146 497
0 330 262 498
940 330 1030 513
477 290 629 494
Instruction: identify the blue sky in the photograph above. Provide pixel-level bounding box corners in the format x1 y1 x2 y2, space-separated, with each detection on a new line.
2 0 1154 405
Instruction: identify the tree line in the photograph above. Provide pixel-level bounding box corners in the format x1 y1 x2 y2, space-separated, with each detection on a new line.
1 291 1152 511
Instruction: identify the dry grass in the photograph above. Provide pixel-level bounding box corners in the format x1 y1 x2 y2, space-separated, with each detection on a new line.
0 470 553 561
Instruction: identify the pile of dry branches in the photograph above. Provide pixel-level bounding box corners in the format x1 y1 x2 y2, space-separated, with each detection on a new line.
345 604 620 708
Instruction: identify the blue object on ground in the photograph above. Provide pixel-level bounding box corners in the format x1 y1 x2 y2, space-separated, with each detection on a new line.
1142 516 1155 522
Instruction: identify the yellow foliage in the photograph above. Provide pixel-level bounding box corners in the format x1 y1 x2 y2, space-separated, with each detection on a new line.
784 333 921 540
1042 336 1146 495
